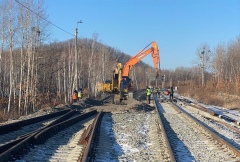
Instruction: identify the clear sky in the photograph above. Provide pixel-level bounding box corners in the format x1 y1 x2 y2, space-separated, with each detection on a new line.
45 0 240 70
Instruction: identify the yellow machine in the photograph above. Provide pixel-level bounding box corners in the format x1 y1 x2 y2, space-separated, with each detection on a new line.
111 63 129 104
97 63 128 104
97 80 112 93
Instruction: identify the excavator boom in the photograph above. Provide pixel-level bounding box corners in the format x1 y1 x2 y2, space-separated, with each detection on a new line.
122 41 160 77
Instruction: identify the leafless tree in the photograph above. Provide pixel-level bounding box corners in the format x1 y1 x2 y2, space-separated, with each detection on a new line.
193 43 212 87
212 43 226 87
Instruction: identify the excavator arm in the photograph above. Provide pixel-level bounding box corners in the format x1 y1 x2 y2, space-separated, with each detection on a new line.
122 41 160 78
97 41 160 104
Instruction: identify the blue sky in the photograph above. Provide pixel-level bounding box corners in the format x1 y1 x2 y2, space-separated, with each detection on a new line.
46 0 240 70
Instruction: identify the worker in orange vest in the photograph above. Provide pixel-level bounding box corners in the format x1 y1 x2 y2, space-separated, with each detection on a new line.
72 90 78 103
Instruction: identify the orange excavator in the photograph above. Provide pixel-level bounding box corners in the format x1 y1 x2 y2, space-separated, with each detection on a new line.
97 41 160 104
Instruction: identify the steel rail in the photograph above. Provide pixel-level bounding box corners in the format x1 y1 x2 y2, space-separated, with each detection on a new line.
0 109 70 135
175 96 240 125
0 109 78 154
175 96 240 134
0 110 97 162
154 96 176 162
78 111 103 162
169 100 240 158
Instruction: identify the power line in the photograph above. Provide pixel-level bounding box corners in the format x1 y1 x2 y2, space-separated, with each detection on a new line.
15 0 74 37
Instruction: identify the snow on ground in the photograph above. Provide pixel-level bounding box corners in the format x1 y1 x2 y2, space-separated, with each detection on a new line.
94 107 163 162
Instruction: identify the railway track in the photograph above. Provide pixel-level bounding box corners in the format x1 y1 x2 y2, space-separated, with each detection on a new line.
87 108 169 161
24 111 100 162
175 98 240 149
0 109 70 135
85 92 240 161
0 109 98 162
84 92 174 161
0 109 72 154
157 94 240 161
0 96 111 162
1 90 240 161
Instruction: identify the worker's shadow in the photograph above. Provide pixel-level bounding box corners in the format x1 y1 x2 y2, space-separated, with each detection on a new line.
70 104 81 109
71 98 104 110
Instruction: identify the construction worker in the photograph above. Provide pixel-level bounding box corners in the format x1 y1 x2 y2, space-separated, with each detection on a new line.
169 86 174 102
120 78 128 91
78 89 82 101
72 90 78 103
157 87 160 97
146 86 151 104
153 87 157 94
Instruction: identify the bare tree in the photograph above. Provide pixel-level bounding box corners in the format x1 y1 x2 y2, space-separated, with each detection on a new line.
194 43 212 87
5 0 18 113
212 43 226 87
87 33 98 97
0 1 8 111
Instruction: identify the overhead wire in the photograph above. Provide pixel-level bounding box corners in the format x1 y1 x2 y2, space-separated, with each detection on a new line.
15 0 74 37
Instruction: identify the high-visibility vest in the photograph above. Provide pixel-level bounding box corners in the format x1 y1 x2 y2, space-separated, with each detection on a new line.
72 93 77 100
78 92 82 98
146 88 151 96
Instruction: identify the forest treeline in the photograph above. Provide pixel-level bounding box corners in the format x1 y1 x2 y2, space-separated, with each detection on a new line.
0 0 240 121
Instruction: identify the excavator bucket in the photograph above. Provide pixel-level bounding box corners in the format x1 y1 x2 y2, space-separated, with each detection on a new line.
112 94 127 105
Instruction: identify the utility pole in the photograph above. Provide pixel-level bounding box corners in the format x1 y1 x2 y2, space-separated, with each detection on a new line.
75 21 82 90
177 75 180 87
201 49 205 87
75 27 78 90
